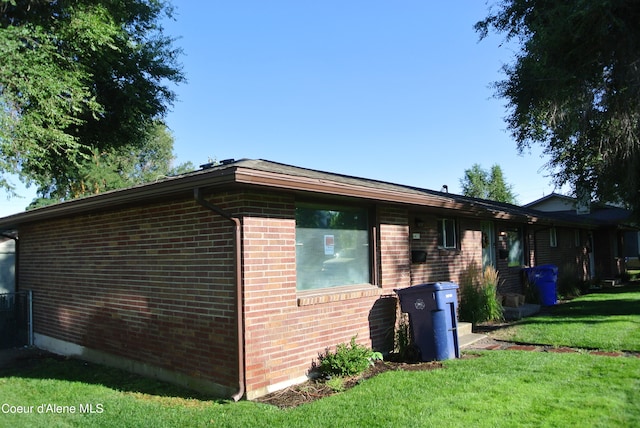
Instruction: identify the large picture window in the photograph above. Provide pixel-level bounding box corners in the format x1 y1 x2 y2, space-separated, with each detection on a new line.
295 204 370 291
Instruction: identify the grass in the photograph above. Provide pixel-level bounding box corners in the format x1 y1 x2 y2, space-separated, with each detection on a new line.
1 285 639 427
1 352 639 427
491 284 640 351
626 270 640 281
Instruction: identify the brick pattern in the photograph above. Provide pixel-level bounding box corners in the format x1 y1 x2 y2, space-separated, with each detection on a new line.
534 227 585 273
19 194 240 388
241 197 399 397
408 214 484 286
378 206 411 289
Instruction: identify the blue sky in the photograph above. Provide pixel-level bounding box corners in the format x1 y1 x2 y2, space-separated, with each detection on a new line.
1 1 564 217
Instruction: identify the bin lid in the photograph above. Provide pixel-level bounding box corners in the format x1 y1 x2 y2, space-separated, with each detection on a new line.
394 281 459 294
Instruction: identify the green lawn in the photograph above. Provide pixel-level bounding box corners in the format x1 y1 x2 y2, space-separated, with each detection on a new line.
1 285 639 427
492 284 640 351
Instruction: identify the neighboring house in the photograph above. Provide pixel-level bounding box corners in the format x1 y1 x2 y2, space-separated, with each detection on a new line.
0 235 16 294
0 160 603 399
525 193 638 278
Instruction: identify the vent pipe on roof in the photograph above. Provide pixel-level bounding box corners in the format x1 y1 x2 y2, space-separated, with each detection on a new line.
193 188 245 402
441 185 448 193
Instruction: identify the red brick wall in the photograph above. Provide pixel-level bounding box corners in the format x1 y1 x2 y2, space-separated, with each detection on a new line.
408 214 484 286
407 214 542 295
19 194 240 390
378 206 411 289
241 198 401 398
534 227 582 270
17 189 408 399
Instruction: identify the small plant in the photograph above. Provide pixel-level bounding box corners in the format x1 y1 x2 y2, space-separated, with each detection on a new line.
557 263 588 298
394 314 412 358
522 271 540 304
318 336 382 377
325 377 345 392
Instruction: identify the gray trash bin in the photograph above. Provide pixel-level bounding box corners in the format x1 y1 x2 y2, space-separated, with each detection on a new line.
395 282 460 361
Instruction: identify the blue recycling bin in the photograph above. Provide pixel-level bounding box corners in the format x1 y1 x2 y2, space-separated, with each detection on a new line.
524 264 558 306
394 282 460 361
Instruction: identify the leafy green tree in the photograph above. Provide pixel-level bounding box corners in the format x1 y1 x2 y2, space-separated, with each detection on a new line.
487 164 516 204
460 163 517 204
476 1 640 217
460 164 488 199
0 0 184 195
28 123 194 208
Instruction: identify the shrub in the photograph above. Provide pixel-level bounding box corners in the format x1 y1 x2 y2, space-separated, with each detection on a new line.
318 336 383 377
480 265 504 322
556 263 588 298
459 264 503 324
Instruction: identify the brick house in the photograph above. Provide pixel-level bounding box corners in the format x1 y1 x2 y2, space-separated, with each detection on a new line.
0 159 601 399
525 193 638 280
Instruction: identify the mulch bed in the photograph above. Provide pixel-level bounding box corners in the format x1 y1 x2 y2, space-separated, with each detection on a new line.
256 325 640 409
254 359 448 409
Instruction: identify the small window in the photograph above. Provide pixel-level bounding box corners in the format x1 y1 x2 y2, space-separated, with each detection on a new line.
295 203 370 291
550 227 558 248
437 218 457 249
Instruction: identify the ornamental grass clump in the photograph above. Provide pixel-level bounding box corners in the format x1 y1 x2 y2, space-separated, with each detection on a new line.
459 263 503 324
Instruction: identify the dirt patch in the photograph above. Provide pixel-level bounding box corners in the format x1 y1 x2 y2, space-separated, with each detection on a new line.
254 359 446 409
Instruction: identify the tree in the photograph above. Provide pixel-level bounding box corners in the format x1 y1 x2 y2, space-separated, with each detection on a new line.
476 1 640 217
460 163 517 204
460 164 488 199
0 0 184 196
27 123 194 209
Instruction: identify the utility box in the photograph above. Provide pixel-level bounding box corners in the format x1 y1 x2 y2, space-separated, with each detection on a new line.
395 282 460 361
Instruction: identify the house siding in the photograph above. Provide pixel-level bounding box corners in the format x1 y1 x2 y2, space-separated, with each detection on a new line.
409 214 483 286
534 227 580 268
19 195 240 394
408 214 529 295
242 197 401 398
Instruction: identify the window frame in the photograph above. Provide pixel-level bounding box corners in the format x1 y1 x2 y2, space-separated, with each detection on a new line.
505 227 524 267
550 227 558 248
437 217 458 249
294 202 374 292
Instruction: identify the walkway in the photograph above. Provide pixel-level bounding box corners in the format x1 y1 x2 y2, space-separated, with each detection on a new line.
464 336 640 358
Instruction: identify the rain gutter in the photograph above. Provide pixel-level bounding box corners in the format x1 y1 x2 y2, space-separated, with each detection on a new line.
193 188 245 402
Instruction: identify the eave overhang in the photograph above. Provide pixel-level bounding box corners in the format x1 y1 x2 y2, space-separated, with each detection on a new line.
0 160 597 232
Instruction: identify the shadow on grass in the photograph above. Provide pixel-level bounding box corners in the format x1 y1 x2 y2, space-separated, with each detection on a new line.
0 351 228 403
512 284 640 331
547 284 640 316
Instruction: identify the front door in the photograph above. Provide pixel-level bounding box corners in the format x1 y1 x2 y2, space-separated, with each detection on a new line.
481 221 496 271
